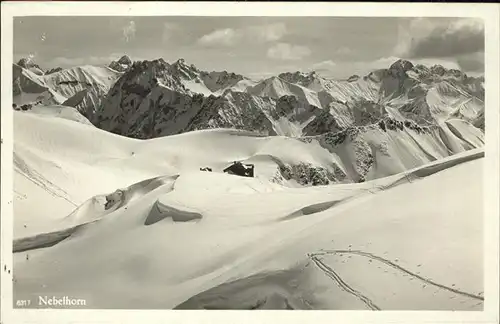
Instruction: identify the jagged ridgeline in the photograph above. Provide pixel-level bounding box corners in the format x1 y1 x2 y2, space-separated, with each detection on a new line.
13 56 485 185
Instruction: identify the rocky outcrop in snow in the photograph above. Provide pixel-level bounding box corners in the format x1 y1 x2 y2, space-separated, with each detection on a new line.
45 67 63 75
12 57 485 186
90 58 486 184
275 162 347 186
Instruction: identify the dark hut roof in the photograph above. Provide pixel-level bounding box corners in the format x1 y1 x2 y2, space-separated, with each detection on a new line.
223 162 249 176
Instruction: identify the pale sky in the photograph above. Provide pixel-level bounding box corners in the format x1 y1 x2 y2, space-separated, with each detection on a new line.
13 16 484 79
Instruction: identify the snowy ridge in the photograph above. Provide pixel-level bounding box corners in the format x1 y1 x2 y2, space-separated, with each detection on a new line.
10 50 487 311
13 106 484 231
12 105 484 309
92 58 484 143
12 57 485 186
174 58 249 95
247 76 328 108
13 62 121 117
13 56 485 141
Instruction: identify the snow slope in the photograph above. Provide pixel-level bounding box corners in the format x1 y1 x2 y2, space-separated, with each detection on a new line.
13 63 122 117
12 107 484 310
247 76 328 108
13 106 484 235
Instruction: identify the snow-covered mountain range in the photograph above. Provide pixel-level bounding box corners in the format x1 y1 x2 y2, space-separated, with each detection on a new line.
13 61 120 118
12 55 485 184
10 54 487 310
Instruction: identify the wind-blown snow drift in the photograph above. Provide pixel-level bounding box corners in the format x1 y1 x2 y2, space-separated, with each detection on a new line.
12 105 483 239
11 54 486 311
12 107 483 310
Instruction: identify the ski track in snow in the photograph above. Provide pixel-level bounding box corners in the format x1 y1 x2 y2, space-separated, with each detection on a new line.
10 58 485 310
309 254 381 310
14 164 77 207
308 249 484 309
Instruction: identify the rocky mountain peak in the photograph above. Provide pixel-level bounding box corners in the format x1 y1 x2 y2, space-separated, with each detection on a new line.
174 58 188 66
389 59 414 73
278 70 321 86
16 57 44 75
117 55 132 65
109 55 134 72
171 58 200 76
430 65 446 76
17 57 38 69
347 74 360 82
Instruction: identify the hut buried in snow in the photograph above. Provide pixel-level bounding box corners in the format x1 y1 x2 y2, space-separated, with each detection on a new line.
223 161 254 177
